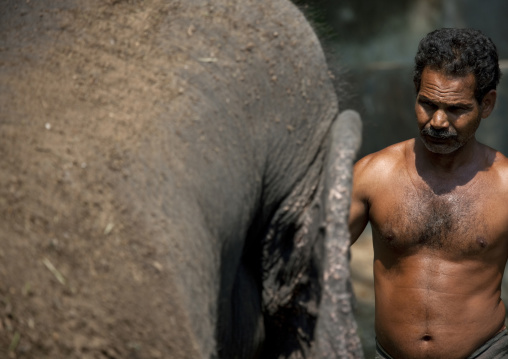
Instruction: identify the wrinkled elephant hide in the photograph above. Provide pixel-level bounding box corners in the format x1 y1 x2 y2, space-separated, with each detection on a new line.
0 0 363 358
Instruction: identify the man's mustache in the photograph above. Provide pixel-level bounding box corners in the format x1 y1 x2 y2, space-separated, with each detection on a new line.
421 127 457 140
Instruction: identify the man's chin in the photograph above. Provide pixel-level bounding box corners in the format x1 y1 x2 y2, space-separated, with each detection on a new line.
420 137 461 154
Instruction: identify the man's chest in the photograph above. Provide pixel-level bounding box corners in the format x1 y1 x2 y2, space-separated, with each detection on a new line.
369 183 508 255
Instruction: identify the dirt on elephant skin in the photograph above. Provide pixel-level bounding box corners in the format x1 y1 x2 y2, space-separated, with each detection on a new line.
0 0 350 358
0 1 218 358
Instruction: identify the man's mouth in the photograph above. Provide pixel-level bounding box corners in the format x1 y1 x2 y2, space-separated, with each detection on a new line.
420 128 457 141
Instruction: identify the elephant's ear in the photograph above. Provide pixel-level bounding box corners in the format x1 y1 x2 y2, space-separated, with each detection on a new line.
315 110 364 358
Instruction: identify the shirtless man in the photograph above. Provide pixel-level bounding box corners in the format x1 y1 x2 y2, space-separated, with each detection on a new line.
349 28 508 358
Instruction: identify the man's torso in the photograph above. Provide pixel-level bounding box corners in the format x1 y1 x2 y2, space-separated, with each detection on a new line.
367 140 508 358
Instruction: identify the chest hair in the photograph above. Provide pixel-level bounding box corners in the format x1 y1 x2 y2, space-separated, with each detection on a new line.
380 184 486 253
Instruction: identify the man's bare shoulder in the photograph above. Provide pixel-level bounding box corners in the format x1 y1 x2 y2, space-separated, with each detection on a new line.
354 140 411 180
487 145 508 185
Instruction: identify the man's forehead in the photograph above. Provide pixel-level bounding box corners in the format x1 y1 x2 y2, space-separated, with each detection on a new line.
419 67 476 101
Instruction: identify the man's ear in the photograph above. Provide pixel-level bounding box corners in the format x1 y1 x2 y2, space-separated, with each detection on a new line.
481 89 497 119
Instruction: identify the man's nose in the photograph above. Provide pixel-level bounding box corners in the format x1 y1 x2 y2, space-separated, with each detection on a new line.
430 109 449 129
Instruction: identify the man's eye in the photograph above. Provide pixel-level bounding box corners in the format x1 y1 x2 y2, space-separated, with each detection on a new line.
421 101 436 109
449 106 465 112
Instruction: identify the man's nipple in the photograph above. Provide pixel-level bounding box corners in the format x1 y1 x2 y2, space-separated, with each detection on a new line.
476 236 488 248
384 229 396 242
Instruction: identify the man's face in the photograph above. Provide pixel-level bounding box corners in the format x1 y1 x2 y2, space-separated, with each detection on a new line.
415 67 482 154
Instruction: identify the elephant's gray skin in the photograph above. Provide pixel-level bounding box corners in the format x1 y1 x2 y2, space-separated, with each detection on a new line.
0 0 363 358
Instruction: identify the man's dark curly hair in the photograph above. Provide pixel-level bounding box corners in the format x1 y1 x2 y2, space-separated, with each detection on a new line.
413 28 501 103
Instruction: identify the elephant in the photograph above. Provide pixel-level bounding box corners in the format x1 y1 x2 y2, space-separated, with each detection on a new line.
0 0 363 358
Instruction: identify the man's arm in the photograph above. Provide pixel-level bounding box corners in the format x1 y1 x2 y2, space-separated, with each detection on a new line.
348 156 371 245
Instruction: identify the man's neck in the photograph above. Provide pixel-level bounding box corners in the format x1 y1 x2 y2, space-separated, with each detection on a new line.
409 138 483 194
416 137 479 173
